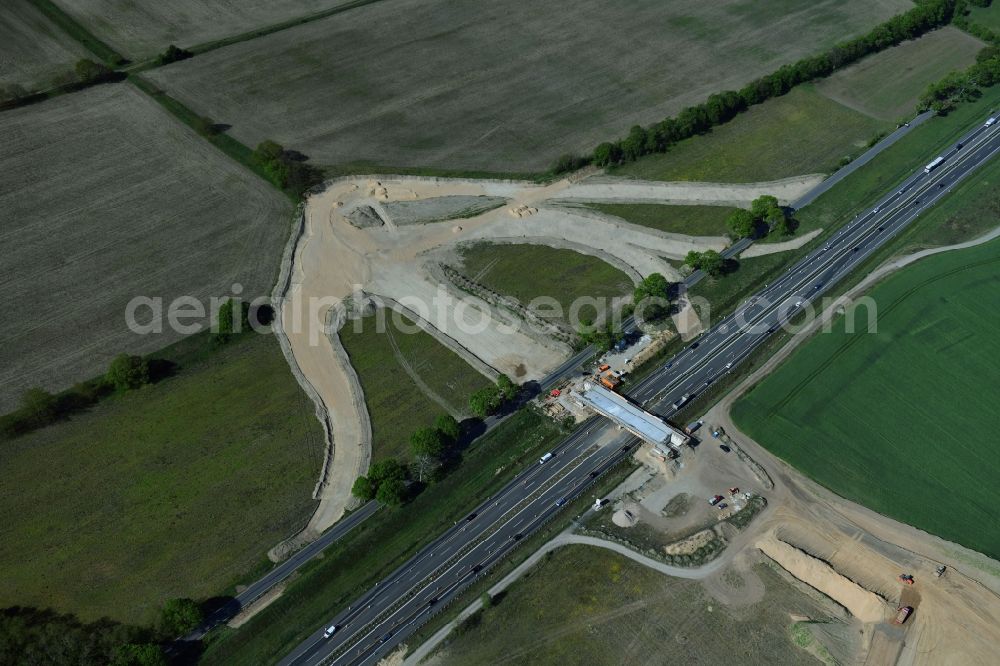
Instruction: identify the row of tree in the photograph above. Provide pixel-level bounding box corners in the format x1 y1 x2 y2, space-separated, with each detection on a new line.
352 374 522 506
684 249 727 277
1 297 265 440
920 43 1000 112
0 596 205 666
571 0 957 172
1 353 151 439
954 0 999 44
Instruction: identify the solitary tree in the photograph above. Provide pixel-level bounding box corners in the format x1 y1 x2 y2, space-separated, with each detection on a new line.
480 591 493 609
160 598 203 635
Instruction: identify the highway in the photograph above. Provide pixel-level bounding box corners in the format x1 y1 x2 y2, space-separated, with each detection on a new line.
279 112 1000 665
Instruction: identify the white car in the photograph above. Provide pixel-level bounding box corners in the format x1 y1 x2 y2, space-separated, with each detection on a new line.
724 362 733 369
795 300 802 308
324 625 339 638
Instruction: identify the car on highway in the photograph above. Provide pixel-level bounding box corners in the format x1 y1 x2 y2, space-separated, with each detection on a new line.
555 498 567 507
539 452 553 464
465 512 477 522
380 632 393 643
323 625 339 638
724 362 733 369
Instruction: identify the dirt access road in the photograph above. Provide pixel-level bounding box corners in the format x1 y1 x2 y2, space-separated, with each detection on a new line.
277 173 818 541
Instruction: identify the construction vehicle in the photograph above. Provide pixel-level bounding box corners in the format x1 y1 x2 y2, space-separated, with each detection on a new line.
934 565 947 578
899 574 914 585
894 606 913 625
598 363 610 372
599 372 620 390
685 420 703 434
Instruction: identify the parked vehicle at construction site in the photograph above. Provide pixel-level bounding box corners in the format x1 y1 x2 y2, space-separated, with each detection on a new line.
894 606 913 625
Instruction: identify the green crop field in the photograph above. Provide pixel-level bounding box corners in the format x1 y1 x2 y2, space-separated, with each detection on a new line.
612 85 888 183
585 203 738 237
339 312 491 461
146 0 908 172
433 545 831 665
0 332 323 623
0 1 89 92
459 244 634 318
733 238 1000 560
816 27 984 122
0 82 291 415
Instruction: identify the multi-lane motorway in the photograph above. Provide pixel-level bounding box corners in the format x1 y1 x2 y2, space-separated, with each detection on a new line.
281 113 1000 665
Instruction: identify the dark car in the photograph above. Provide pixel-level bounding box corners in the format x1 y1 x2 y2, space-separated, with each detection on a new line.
465 512 477 522
381 632 393 643
691 342 700 349
719 444 731 453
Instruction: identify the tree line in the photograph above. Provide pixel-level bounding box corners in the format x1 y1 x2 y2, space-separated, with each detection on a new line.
351 374 521 507
0 299 267 440
554 0 958 174
0 596 206 666
921 41 1000 113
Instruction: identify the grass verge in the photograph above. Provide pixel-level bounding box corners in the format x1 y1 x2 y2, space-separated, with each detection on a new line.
428 547 835 665
198 408 564 664
584 203 737 236
610 85 888 183
28 0 126 66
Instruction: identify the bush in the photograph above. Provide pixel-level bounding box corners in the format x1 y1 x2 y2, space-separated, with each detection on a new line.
106 354 151 391
74 59 113 84
157 45 192 66
252 140 323 197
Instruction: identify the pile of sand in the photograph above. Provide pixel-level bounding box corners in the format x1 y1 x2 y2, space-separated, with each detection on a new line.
612 505 639 527
758 536 887 623
508 203 537 218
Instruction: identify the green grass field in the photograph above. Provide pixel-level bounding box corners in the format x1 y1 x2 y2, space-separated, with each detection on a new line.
199 408 564 665
0 333 323 623
611 85 888 183
434 545 829 665
969 2 1000 31
796 85 1000 236
815 27 984 122
459 244 634 318
339 312 491 461
584 203 737 237
733 237 1000 560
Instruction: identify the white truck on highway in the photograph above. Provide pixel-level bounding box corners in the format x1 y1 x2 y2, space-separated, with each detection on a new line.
924 156 945 174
